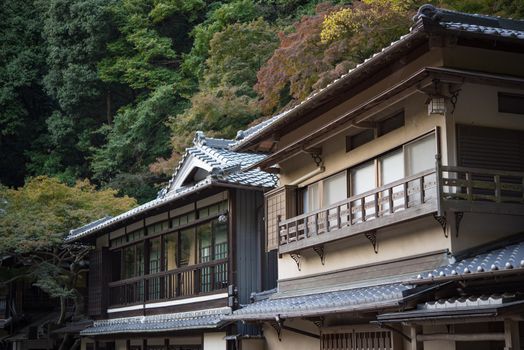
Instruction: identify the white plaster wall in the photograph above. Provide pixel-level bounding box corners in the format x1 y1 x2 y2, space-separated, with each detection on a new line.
453 83 524 131
203 332 226 350
422 325 456 350
263 319 319 350
279 216 450 280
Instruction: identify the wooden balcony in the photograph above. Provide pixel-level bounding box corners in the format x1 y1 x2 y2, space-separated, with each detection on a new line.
108 259 228 307
278 165 524 254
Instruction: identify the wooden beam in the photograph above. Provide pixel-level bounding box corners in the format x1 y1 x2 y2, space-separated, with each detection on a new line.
410 326 421 350
417 333 505 342
504 319 520 350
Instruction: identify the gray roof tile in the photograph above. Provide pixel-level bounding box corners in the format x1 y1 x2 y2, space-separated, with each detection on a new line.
413 240 524 281
226 283 411 320
81 307 231 336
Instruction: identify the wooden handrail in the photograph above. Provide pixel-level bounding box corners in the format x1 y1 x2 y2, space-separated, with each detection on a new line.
441 165 524 177
108 258 228 287
280 168 436 226
278 164 524 248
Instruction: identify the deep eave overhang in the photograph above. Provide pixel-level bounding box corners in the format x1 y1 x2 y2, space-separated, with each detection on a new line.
231 21 428 153
377 300 524 323
225 299 401 322
244 67 524 171
65 180 270 244
233 14 524 155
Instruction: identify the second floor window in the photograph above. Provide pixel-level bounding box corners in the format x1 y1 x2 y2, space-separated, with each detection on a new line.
298 132 436 214
122 243 144 279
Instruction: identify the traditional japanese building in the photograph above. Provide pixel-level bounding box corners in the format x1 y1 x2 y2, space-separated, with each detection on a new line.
226 5 524 350
66 132 277 350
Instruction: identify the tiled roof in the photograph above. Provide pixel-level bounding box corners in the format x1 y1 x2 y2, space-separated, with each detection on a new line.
161 132 275 196
412 240 524 282
81 307 231 336
421 293 516 310
65 178 214 242
441 22 524 38
231 5 524 151
377 294 524 322
68 216 113 239
226 283 411 320
66 132 277 242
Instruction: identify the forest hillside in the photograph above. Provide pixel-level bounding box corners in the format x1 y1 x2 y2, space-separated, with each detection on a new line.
1 0 523 204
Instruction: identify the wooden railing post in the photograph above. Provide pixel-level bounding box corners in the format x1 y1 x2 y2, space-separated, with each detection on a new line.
374 193 379 218
388 188 394 214
466 171 473 201
494 175 501 203
435 154 443 216
336 206 341 229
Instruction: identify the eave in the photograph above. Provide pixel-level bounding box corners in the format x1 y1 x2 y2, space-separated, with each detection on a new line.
244 67 524 171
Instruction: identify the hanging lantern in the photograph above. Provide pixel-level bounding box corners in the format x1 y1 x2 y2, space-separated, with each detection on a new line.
427 95 447 115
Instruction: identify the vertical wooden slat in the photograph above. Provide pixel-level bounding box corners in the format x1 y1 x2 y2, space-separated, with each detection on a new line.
374 193 379 219
494 175 501 202
361 197 366 222
419 177 425 204
466 171 473 201
336 205 341 229
324 209 329 233
403 182 408 209
388 188 394 214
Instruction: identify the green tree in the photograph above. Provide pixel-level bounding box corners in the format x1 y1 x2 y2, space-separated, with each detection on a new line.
167 19 278 161
182 0 260 82
0 176 136 344
0 0 49 187
91 85 188 202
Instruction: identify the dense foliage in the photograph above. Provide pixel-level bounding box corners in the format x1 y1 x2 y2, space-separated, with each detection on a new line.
0 176 136 334
1 0 522 204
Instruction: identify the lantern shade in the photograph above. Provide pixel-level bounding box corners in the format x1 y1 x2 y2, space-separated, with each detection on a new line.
428 96 446 115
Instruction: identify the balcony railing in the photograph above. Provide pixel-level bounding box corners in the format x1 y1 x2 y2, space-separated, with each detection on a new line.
278 165 524 254
108 258 228 307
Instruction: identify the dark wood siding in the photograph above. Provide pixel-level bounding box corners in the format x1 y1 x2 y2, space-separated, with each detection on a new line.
457 124 524 171
88 248 111 318
235 189 277 336
235 189 264 305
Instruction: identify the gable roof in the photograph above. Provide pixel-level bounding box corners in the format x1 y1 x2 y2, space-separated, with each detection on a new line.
159 131 274 197
66 132 277 243
231 4 524 152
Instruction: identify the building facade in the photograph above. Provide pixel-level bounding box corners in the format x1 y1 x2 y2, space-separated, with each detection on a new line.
67 132 277 350
226 5 524 350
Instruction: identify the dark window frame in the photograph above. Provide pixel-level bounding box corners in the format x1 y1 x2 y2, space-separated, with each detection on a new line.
498 92 524 115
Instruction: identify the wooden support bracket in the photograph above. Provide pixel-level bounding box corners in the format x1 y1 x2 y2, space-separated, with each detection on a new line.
270 320 282 342
313 246 325 265
433 213 448 238
290 253 301 271
365 230 378 254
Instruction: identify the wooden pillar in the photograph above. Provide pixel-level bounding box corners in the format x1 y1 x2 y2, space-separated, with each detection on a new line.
126 339 130 350
504 319 520 350
143 338 148 350
410 325 422 350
